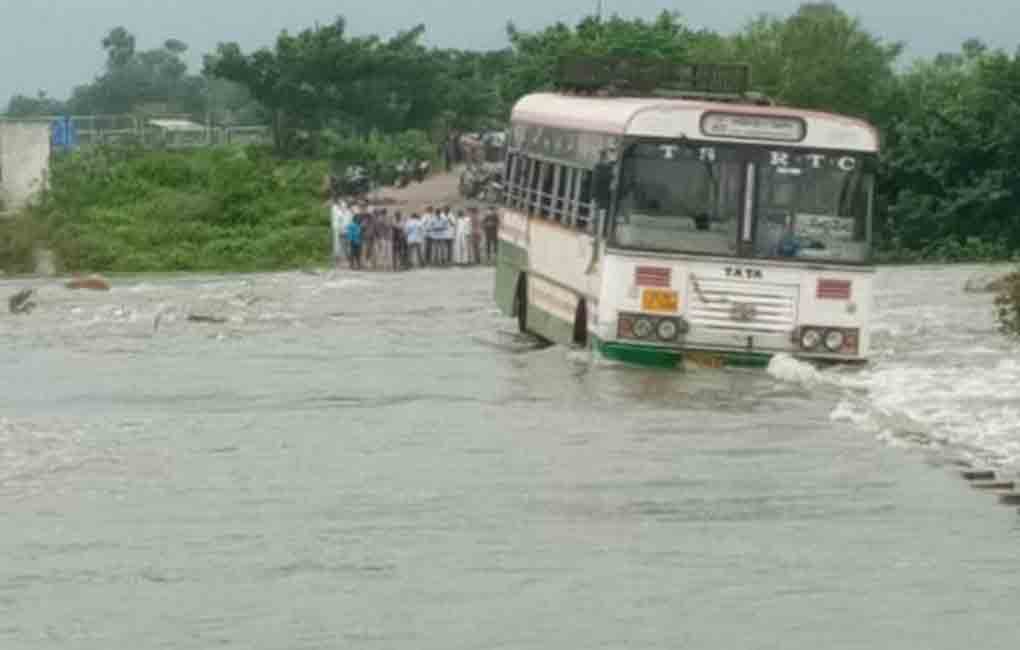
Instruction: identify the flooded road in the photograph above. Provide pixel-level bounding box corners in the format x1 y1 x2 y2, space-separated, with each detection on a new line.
1 266 1018 649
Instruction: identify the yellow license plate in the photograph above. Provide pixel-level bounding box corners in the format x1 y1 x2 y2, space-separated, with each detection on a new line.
641 289 679 313
686 352 725 369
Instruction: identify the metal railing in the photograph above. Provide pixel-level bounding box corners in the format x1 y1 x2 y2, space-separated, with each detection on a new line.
0 114 272 149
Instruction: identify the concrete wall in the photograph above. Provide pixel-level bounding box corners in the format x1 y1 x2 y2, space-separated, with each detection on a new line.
0 121 50 211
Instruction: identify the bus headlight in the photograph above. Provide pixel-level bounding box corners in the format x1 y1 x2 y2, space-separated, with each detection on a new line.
633 318 654 339
656 319 679 342
800 328 822 350
824 329 845 352
617 313 689 344
796 326 860 355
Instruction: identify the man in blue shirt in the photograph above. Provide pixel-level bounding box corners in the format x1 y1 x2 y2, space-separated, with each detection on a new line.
777 216 802 258
346 216 363 270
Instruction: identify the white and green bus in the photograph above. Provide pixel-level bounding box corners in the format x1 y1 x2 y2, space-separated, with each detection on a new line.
494 69 879 369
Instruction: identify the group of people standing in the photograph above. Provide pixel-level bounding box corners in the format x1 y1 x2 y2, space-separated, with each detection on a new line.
329 199 501 271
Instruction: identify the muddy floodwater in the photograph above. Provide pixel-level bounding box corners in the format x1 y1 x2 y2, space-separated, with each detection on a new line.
1 265 1018 649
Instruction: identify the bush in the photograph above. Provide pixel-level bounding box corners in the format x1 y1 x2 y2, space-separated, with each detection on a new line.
0 214 50 274
875 236 1017 264
20 145 334 273
994 271 1020 337
322 129 436 180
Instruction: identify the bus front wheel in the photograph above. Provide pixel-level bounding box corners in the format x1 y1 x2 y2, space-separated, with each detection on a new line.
515 276 528 334
573 300 588 348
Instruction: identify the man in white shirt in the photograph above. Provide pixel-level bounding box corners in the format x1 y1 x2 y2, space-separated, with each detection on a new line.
404 213 425 268
330 197 353 268
438 206 455 267
422 206 437 267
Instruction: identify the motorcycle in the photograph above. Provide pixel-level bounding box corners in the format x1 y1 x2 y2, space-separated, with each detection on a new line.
460 163 503 202
415 160 431 183
338 165 372 198
483 179 505 204
393 160 412 188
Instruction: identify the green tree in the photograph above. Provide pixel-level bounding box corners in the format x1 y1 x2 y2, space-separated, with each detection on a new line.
433 48 512 132
5 91 66 117
205 18 445 153
68 28 206 116
503 12 723 104
879 43 1020 254
102 26 136 68
731 2 902 117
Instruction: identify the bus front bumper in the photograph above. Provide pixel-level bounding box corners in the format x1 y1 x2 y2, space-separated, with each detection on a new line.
594 339 772 369
593 339 864 370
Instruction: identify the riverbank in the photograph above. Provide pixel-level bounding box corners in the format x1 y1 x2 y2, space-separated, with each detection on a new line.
0 147 472 276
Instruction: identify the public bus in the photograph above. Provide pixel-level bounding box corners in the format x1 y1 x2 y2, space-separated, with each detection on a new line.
493 62 879 369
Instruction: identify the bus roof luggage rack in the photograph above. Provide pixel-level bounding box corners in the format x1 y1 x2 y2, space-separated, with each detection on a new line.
554 56 772 105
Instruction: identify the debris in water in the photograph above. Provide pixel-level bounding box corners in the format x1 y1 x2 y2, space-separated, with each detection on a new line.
970 480 1016 491
8 288 36 314
152 306 175 333
997 493 1020 506
187 314 228 325
960 469 996 481
66 275 111 291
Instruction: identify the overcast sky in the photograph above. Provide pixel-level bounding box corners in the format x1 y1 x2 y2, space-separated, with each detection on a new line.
2 0 1018 104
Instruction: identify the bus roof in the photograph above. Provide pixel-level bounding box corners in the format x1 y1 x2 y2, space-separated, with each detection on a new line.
511 93 880 153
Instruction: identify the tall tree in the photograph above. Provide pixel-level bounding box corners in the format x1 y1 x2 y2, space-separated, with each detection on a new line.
730 2 902 117
205 18 445 152
503 12 724 104
68 28 208 116
5 91 66 117
879 43 1020 252
102 26 137 69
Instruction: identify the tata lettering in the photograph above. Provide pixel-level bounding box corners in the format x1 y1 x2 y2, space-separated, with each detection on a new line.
725 267 764 279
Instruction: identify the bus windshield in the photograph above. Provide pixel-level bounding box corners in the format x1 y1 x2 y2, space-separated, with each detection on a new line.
614 143 743 256
613 142 874 263
753 153 872 263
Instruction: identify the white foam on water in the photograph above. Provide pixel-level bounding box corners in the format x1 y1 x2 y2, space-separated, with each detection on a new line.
827 267 1020 469
319 278 373 291
766 353 828 388
125 282 160 293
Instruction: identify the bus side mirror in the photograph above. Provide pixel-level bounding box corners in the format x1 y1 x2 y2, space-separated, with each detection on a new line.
592 162 614 206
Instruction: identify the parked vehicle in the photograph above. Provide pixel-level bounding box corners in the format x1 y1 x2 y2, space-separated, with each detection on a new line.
460 162 503 201
337 165 372 197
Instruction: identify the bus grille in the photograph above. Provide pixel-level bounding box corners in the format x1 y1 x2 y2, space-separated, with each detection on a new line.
687 276 799 334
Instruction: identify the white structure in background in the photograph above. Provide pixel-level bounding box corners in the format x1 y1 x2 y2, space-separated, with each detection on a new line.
146 118 210 148
0 120 50 212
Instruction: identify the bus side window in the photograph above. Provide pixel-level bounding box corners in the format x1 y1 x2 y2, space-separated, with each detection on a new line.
520 157 535 211
526 160 542 216
552 165 568 223
576 170 593 233
538 163 558 219
564 166 577 226
503 154 517 208
508 154 525 209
